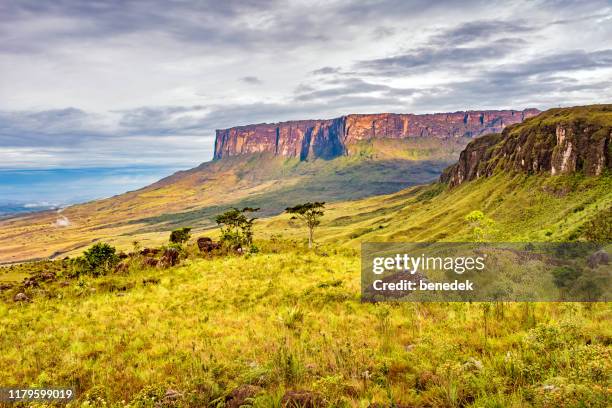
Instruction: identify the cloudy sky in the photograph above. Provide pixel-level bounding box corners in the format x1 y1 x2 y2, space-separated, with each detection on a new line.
1 0 611 204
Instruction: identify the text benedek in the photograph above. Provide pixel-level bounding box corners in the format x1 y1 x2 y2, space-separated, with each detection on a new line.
372 279 474 291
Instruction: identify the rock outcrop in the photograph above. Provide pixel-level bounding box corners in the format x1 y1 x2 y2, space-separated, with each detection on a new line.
441 105 612 187
214 109 540 160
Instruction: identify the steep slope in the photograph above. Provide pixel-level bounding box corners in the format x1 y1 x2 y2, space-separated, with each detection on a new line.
0 109 536 263
259 105 612 244
441 105 611 187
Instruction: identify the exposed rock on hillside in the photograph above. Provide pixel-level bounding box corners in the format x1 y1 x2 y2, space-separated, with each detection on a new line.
441 105 612 187
214 109 539 160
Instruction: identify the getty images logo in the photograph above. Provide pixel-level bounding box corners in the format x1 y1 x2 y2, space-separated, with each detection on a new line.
372 253 486 275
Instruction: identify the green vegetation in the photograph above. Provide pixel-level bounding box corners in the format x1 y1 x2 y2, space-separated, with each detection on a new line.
0 154 452 263
1 240 610 407
215 207 259 250
170 227 192 245
75 242 120 277
464 210 496 242
1 105 611 406
1 169 610 407
285 202 326 249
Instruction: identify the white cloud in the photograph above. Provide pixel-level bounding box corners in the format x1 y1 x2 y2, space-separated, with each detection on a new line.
0 0 610 172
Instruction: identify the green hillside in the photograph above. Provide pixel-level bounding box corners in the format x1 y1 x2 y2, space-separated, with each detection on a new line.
2 168 611 406
1 105 611 407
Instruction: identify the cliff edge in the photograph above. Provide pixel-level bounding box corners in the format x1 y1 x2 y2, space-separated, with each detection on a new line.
441 105 612 187
213 109 540 160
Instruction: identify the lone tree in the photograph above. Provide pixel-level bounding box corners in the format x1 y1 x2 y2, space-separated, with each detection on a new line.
215 207 259 249
286 202 325 249
170 227 191 244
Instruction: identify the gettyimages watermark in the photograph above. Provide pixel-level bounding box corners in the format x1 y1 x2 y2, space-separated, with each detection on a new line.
361 242 611 302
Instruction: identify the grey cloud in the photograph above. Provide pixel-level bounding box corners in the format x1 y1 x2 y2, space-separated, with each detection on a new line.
0 0 336 55
241 76 263 84
1 0 610 173
0 108 110 147
116 106 208 135
294 78 416 102
357 40 520 75
311 66 342 75
495 49 612 78
335 0 489 21
428 19 536 45
410 50 612 110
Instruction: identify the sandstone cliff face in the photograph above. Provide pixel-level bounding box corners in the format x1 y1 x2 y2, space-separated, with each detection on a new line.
214 109 540 160
441 105 612 187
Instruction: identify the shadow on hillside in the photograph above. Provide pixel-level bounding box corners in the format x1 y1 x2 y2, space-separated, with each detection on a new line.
122 159 451 234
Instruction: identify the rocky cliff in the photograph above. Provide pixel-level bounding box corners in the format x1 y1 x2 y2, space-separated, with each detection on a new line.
441 105 612 187
213 109 540 160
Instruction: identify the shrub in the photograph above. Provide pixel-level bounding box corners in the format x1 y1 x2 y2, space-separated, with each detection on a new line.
75 243 119 276
169 227 191 244
215 207 258 250
464 210 496 241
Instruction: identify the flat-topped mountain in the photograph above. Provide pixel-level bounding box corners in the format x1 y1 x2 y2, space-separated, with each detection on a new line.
0 106 544 263
442 105 612 187
214 109 540 160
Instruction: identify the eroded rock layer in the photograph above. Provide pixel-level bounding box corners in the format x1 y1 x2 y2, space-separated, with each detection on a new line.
214 109 540 160
441 105 612 187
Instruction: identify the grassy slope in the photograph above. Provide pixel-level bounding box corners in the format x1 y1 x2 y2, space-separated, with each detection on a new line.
1 107 611 406
1 171 611 406
254 172 612 246
0 138 460 263
1 246 610 407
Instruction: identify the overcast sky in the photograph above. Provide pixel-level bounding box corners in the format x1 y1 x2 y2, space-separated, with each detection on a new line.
1 0 611 202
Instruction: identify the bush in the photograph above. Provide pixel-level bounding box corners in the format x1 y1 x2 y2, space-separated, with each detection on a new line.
74 243 119 276
215 207 258 250
169 227 191 244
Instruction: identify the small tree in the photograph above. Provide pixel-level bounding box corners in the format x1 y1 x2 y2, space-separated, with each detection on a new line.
170 227 191 244
215 207 259 249
465 210 495 242
285 202 325 249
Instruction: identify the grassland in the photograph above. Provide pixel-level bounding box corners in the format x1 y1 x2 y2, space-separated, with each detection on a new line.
1 242 610 407
1 106 611 406
1 170 610 407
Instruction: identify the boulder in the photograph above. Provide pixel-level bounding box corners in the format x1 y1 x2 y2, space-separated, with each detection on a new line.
162 389 182 403
226 385 263 408
281 390 324 408
22 277 39 288
142 257 159 267
588 250 610 268
14 292 29 302
159 248 180 268
140 248 160 256
197 237 220 253
40 272 56 281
